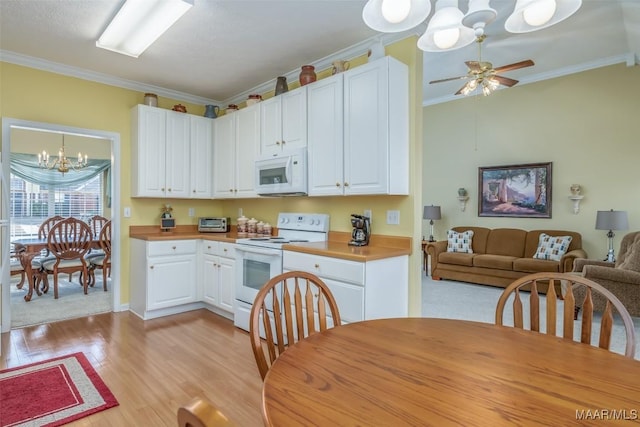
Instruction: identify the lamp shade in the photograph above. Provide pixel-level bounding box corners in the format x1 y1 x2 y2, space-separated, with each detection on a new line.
423 205 442 220
417 0 476 52
595 210 628 231
505 0 582 34
362 0 431 33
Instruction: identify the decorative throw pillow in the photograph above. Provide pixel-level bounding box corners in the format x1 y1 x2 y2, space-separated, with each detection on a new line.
533 233 572 261
447 230 474 253
618 241 640 272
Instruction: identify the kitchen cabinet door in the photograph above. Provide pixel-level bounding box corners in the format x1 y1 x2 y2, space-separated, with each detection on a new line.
235 103 260 198
260 87 307 155
131 105 166 197
165 110 191 198
202 253 219 306
307 74 344 196
343 57 409 196
147 255 197 311
212 114 236 198
217 255 235 313
190 115 214 198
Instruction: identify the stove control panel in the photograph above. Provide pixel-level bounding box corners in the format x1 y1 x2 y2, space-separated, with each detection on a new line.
278 213 330 232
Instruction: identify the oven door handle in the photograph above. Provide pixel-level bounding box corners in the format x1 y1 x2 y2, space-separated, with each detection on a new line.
235 246 281 257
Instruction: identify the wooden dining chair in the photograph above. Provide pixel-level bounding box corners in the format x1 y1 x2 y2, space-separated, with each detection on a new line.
496 272 637 358
177 398 235 427
89 219 111 290
250 271 342 380
89 215 108 238
40 217 92 299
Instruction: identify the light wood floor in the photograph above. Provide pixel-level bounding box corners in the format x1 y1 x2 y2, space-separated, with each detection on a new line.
0 310 264 426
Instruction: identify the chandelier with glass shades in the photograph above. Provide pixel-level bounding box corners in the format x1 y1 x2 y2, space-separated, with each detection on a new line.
362 0 583 52
38 134 88 174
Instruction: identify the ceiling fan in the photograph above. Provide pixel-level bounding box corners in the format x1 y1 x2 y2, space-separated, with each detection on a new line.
429 35 535 96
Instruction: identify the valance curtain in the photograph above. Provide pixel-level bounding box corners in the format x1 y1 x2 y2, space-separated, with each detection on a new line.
10 153 111 187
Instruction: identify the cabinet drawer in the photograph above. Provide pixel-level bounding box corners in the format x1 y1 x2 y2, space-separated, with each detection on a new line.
323 278 364 323
284 251 364 285
219 242 236 258
148 240 197 257
201 240 219 255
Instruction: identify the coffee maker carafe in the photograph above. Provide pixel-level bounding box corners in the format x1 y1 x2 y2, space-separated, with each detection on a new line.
349 214 371 247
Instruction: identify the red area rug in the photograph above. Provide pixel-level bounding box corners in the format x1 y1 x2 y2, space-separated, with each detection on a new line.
0 352 118 427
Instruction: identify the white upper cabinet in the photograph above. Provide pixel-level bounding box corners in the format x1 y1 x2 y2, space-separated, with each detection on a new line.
131 104 213 199
308 56 409 196
260 87 307 155
213 104 260 198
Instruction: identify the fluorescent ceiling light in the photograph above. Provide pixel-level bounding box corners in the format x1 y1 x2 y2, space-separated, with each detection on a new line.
96 0 194 58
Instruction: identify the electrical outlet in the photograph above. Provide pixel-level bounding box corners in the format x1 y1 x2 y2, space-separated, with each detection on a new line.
188 208 195 217
364 209 372 223
124 207 131 218
386 210 400 225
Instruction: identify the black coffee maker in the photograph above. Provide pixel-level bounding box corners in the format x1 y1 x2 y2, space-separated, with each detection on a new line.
349 214 371 246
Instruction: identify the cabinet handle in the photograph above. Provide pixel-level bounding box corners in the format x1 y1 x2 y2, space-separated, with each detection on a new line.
161 187 165 191
276 141 280 145
150 266 154 269
344 182 349 187
314 263 319 269
168 188 172 192
193 189 196 193
172 246 176 250
223 248 227 252
282 140 286 145
335 182 341 187
234 189 238 192
208 245 212 249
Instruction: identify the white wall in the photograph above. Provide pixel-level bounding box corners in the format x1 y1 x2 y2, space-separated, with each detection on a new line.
422 63 640 259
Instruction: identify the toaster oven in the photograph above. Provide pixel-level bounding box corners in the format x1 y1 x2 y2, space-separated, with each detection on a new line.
198 217 230 233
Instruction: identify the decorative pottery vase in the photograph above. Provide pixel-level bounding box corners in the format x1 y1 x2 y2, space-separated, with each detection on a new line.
143 93 158 107
332 60 350 74
299 65 317 86
172 104 187 113
204 105 219 118
275 76 288 95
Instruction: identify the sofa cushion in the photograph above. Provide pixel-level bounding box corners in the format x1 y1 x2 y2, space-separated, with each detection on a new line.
452 227 490 254
618 240 640 272
485 228 527 257
513 258 561 273
447 230 474 253
533 233 572 261
473 254 517 271
525 230 582 257
438 252 475 267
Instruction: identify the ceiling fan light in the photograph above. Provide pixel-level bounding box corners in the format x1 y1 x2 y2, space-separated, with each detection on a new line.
381 0 411 24
417 0 475 52
505 0 582 33
363 0 431 33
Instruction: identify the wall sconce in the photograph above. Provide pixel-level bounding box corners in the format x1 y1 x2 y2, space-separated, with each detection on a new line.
568 184 583 214
457 188 469 212
423 205 441 242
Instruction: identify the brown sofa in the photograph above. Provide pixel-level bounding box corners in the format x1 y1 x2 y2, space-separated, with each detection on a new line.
573 231 640 317
426 227 587 289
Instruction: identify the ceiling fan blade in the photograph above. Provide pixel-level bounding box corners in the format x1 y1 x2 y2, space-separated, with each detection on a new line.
465 61 482 72
494 59 534 73
493 75 519 87
429 75 469 84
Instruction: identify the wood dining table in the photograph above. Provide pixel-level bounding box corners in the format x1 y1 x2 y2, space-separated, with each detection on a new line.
262 318 640 426
12 237 100 301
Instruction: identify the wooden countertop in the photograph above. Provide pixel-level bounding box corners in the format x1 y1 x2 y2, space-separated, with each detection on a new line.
129 226 411 261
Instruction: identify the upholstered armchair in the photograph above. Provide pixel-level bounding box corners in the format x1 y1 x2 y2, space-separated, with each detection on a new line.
573 231 640 317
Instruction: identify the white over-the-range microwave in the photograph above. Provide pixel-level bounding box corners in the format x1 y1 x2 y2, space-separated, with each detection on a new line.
255 147 308 196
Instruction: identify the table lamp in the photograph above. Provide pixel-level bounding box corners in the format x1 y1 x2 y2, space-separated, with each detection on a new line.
423 205 441 242
595 209 628 262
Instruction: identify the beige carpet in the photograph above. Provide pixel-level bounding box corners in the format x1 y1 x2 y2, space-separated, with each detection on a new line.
422 274 640 360
10 275 112 328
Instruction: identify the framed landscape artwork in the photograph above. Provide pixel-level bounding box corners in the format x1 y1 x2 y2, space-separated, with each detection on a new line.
478 162 552 218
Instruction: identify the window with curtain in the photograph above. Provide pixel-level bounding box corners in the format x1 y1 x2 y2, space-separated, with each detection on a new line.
9 153 111 239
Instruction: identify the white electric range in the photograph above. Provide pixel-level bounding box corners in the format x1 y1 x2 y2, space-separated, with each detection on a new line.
233 212 330 332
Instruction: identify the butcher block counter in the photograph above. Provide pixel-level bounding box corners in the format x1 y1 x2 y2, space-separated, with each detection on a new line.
129 226 412 262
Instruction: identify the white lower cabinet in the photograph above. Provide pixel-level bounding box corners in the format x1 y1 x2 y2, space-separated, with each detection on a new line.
130 239 199 320
283 251 408 323
200 241 236 314
130 238 235 320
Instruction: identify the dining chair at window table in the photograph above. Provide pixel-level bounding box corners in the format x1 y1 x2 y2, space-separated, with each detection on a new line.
40 217 93 299
89 219 111 290
89 214 108 238
250 271 342 380
495 272 636 358
177 397 236 427
10 243 26 288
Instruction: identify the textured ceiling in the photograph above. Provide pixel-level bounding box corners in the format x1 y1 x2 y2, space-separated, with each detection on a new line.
0 0 638 106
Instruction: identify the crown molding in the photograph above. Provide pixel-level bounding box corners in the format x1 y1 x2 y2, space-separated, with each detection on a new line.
422 53 634 107
0 50 222 105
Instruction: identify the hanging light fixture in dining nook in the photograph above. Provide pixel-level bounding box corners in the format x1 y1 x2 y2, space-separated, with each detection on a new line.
38 133 88 174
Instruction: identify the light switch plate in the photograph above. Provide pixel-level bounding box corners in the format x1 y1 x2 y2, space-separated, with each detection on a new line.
386 210 400 225
124 207 131 218
188 208 195 217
